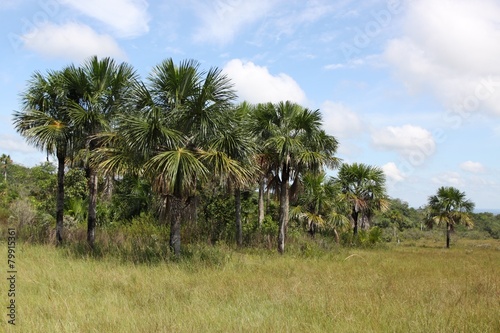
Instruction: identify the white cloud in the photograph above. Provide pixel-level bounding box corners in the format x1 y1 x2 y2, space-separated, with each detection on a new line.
460 161 485 173
382 162 405 182
384 0 500 117
325 54 384 72
0 134 38 154
223 59 306 104
22 22 126 62
432 172 464 187
191 0 277 44
61 0 150 37
324 63 345 70
372 124 436 157
321 101 364 138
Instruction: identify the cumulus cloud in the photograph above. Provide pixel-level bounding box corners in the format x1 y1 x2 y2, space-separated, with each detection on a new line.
321 101 364 138
22 22 126 62
432 172 464 187
61 0 150 37
191 0 277 44
384 0 500 117
372 124 436 157
460 161 485 173
223 59 306 104
382 162 405 182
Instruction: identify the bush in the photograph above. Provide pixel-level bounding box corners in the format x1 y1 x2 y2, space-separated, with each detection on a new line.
339 227 384 248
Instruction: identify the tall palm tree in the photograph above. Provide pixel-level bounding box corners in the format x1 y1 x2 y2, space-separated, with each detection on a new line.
426 186 474 248
147 58 238 255
98 58 238 256
252 103 274 227
251 101 339 254
64 56 137 249
207 102 256 247
13 69 72 245
334 163 388 237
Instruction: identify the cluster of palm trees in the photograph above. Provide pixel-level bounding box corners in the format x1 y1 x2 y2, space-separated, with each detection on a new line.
13 56 476 253
13 56 395 255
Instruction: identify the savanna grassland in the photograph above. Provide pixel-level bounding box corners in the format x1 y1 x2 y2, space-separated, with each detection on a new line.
3 56 500 333
1 240 498 333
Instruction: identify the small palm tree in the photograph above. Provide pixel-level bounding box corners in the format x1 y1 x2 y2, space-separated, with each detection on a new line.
291 172 328 237
292 172 349 241
334 163 388 237
0 154 13 183
13 69 72 244
426 186 474 248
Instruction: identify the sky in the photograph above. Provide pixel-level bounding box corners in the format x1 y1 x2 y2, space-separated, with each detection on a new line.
1 0 499 210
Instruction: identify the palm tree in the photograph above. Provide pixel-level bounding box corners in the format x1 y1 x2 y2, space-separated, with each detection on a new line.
291 172 349 241
426 186 474 248
0 154 13 183
291 172 328 237
98 58 238 256
251 101 339 254
334 163 388 237
147 58 238 255
252 103 274 227
146 148 208 256
207 102 256 247
13 69 72 245
64 56 137 249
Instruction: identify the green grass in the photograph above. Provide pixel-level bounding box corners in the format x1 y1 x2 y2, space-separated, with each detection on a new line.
1 241 499 332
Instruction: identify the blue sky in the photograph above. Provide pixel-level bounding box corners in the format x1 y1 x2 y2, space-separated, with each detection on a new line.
1 0 499 210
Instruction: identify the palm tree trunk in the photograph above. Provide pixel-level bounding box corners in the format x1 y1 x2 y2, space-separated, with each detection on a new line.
446 222 450 248
333 228 340 244
159 195 168 226
104 174 114 200
352 208 359 236
87 168 98 249
278 163 290 254
169 195 183 257
235 187 242 247
55 151 65 245
258 177 265 226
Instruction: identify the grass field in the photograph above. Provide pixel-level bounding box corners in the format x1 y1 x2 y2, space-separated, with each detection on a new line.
1 240 499 332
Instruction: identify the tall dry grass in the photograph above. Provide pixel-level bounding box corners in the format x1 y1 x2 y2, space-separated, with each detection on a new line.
1 240 499 332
